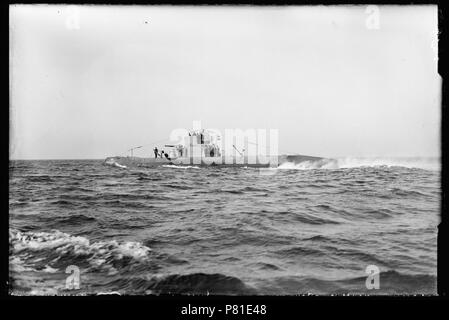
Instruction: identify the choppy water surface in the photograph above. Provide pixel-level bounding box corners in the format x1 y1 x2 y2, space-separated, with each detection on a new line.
9 158 440 295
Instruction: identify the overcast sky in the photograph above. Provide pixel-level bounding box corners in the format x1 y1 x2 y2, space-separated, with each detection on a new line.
10 5 440 159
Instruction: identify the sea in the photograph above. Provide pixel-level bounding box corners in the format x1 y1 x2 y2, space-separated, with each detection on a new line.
9 157 440 295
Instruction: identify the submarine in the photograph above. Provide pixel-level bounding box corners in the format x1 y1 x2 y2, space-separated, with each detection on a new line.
104 128 333 168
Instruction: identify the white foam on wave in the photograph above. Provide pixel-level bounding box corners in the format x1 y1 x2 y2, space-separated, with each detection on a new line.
42 265 59 273
104 159 127 169
96 291 122 295
337 157 440 171
9 255 34 272
276 157 440 171
10 229 151 270
277 160 338 170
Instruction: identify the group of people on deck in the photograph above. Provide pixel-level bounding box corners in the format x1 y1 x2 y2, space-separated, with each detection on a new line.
154 144 221 159
153 147 170 160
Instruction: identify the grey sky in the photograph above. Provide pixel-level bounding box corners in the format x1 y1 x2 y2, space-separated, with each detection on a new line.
10 5 440 159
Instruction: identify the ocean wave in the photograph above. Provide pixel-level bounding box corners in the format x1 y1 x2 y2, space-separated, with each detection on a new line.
277 246 325 257
38 214 96 226
162 165 200 169
44 272 256 295
144 272 256 295
276 157 440 171
10 229 151 274
25 175 54 182
337 157 440 171
9 159 439 295
252 262 282 271
104 159 127 169
256 270 437 295
292 213 341 225
277 159 339 170
160 183 192 190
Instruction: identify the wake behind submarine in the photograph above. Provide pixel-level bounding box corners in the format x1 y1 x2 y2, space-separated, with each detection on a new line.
104 128 335 169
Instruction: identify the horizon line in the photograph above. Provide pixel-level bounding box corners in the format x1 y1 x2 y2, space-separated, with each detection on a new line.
9 155 442 161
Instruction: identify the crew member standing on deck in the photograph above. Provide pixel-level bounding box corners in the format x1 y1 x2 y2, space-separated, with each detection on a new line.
154 147 158 158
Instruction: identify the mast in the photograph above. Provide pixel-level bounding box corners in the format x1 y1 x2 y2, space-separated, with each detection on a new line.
128 146 142 157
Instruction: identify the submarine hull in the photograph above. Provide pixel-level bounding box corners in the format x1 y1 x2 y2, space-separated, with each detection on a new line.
104 154 333 168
